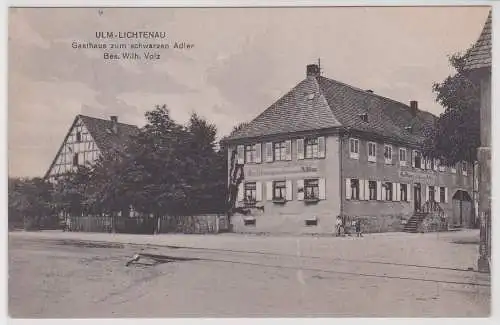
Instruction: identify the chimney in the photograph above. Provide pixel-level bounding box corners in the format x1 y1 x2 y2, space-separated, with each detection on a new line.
306 64 320 78
366 89 374 93
110 116 118 134
409 101 418 116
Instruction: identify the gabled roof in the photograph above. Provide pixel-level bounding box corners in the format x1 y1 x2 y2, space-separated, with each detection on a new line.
45 115 139 178
464 10 492 70
78 115 139 155
225 73 436 146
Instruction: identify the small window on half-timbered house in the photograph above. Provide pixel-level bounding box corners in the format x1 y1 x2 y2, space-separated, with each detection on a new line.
72 153 79 166
349 138 359 159
76 131 82 142
245 144 256 163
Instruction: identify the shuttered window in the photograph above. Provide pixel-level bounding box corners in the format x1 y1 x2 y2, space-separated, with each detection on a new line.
440 187 446 203
383 182 393 201
304 179 319 200
273 181 287 200
305 138 319 159
400 184 408 202
384 145 392 164
368 142 377 162
349 138 359 159
350 179 360 200
399 148 407 166
368 180 377 200
274 141 287 161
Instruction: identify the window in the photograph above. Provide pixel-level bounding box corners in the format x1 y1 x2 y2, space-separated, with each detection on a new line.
305 138 319 159
440 187 446 203
462 161 468 176
368 142 377 162
451 165 457 174
244 182 257 203
400 184 408 202
429 186 435 202
274 141 287 161
368 180 377 200
384 182 393 201
304 179 320 200
384 145 392 164
76 131 82 142
350 179 360 200
349 138 359 159
72 153 79 166
245 144 257 163
399 148 407 166
273 181 287 200
413 150 422 169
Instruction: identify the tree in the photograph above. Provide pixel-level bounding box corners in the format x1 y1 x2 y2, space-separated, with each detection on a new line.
423 46 480 165
9 177 54 229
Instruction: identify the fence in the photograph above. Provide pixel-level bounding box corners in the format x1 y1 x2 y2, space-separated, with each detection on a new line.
67 214 230 234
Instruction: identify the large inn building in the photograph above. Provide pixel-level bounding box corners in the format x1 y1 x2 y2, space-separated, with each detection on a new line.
224 64 474 234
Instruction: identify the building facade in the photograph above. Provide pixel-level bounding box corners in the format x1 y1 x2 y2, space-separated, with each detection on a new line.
225 64 473 234
45 114 139 180
464 10 491 273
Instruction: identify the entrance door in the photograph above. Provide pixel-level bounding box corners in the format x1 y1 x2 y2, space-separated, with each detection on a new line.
414 183 422 212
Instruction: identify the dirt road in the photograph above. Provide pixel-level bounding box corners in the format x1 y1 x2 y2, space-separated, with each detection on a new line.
8 231 490 317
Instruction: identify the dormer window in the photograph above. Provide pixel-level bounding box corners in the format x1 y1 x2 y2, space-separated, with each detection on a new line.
306 93 315 100
358 113 368 123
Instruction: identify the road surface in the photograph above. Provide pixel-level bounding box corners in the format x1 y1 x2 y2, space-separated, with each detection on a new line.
8 230 490 317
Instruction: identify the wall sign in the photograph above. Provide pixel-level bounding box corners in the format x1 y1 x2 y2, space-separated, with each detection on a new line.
399 170 436 182
247 165 319 177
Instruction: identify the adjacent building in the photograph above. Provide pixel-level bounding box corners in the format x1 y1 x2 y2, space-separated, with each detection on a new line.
464 10 491 273
224 64 474 234
45 114 139 180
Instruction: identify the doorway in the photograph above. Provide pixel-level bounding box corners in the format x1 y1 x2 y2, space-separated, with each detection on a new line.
452 190 473 227
414 183 422 212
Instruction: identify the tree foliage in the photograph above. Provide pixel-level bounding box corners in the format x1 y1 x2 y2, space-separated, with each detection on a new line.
423 47 480 165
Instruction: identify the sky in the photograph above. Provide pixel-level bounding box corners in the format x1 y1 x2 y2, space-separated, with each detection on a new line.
8 6 491 178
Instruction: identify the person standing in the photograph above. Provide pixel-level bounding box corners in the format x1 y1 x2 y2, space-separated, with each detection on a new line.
335 216 342 236
355 218 362 237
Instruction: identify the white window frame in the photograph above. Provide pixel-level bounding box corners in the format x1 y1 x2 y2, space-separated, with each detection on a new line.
399 148 407 167
462 161 468 176
367 142 377 162
349 138 359 159
384 144 393 165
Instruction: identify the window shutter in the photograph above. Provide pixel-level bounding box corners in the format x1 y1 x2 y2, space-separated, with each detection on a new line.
297 139 305 160
444 187 448 203
318 136 326 158
284 140 292 161
256 182 262 201
408 184 412 202
381 183 386 201
237 145 244 164
364 180 370 201
265 142 273 162
377 181 382 200
266 182 273 201
395 183 400 201
255 143 262 163
319 178 326 200
425 186 429 202
412 151 416 167
297 179 304 201
433 159 439 171
359 179 365 200
238 183 244 202
345 178 351 200
434 187 439 203
286 180 293 201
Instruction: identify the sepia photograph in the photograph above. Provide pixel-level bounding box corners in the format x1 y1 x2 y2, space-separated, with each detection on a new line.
7 4 492 319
